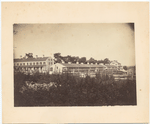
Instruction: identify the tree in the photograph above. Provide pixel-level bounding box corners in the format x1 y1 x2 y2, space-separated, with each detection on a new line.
79 57 86 64
97 60 104 64
67 55 72 62
123 66 127 70
103 58 110 65
61 56 67 63
26 53 33 58
88 57 97 64
70 56 79 63
61 55 80 63
54 53 62 63
54 53 61 58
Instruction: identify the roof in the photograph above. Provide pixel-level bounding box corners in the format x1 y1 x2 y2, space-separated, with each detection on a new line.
14 57 50 62
58 63 106 68
127 66 136 69
105 65 117 68
110 60 121 65
14 65 45 68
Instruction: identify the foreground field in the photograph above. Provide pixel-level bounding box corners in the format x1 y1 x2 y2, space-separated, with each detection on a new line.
14 72 136 106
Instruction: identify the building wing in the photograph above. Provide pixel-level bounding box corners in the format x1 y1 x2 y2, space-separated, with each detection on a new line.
59 63 106 68
14 57 49 62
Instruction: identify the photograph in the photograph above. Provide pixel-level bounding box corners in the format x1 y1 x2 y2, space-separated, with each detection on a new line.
13 23 136 106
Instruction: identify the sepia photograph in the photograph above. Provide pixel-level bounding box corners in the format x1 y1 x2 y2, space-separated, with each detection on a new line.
13 23 136 106
2 2 149 123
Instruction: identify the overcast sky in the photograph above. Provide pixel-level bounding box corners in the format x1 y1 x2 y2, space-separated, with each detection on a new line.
13 23 135 66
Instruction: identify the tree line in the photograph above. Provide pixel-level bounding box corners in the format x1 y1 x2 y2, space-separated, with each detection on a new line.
54 53 110 65
20 52 127 70
54 53 128 70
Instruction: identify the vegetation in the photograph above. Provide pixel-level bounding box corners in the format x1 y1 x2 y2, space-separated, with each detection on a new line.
53 53 111 64
123 66 128 70
14 72 136 106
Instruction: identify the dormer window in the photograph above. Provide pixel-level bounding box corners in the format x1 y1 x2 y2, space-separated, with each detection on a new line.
40 62 42 65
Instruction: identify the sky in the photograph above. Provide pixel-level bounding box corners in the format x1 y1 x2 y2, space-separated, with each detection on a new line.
13 23 135 66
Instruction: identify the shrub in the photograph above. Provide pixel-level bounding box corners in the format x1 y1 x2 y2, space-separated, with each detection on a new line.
14 71 137 106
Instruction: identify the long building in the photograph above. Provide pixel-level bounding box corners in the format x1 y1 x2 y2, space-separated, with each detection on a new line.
49 63 106 77
14 56 54 73
14 54 126 76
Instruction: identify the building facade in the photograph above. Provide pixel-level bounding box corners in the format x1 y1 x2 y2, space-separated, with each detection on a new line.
14 56 54 74
50 63 106 77
105 64 118 71
127 66 136 75
110 60 123 70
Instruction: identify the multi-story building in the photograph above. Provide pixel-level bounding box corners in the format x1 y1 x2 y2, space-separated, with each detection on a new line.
110 60 123 70
14 55 54 74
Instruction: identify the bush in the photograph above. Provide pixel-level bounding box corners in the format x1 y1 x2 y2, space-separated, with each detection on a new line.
14 71 137 106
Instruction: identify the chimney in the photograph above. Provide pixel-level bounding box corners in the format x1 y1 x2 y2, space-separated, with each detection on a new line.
36 55 38 58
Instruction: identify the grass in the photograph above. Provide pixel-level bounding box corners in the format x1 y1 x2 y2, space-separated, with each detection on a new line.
14 71 137 106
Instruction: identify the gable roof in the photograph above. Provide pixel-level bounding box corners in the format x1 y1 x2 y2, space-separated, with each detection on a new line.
14 57 50 62
58 63 106 68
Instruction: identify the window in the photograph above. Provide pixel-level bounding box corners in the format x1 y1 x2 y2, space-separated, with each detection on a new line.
36 62 38 65
23 63 25 65
27 63 28 65
30 63 32 65
33 63 35 65
50 67 53 71
20 63 22 66
40 62 42 65
17 63 19 66
43 62 45 64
